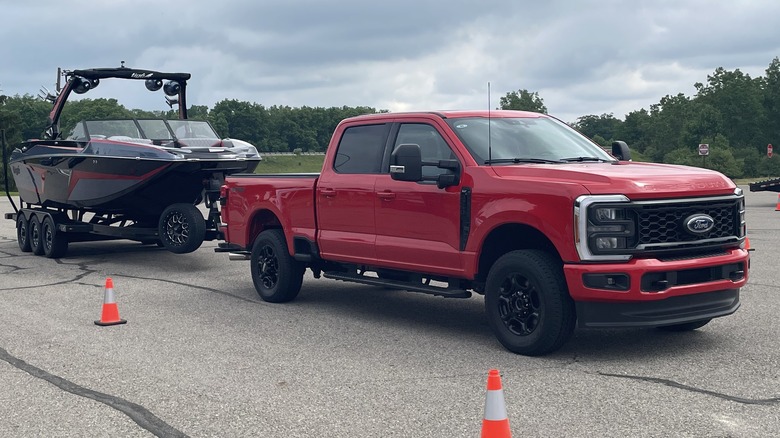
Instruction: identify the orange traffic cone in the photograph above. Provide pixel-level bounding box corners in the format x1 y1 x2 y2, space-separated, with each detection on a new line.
95 278 127 326
775 194 780 211
481 369 511 438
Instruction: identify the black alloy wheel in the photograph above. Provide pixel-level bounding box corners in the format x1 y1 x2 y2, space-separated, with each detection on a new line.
158 203 206 254
497 272 542 337
29 215 44 255
485 250 575 356
16 213 32 252
250 229 305 303
42 216 68 258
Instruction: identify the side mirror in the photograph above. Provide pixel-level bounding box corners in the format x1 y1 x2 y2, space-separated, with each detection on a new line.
435 159 461 188
611 141 631 161
390 144 422 182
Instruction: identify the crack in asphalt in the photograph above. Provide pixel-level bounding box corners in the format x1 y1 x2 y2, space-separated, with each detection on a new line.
115 273 263 304
0 346 188 438
598 372 780 405
0 261 26 273
0 269 95 291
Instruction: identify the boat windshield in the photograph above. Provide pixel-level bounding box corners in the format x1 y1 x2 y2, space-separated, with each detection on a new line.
445 116 615 165
167 120 219 140
67 119 220 142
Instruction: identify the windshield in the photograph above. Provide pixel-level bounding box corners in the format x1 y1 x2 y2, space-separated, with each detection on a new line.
168 120 219 139
66 119 219 142
446 116 615 164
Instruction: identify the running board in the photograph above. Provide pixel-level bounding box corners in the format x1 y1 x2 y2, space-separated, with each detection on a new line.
323 272 472 298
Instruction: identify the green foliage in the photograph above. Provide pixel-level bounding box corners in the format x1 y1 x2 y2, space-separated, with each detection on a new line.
663 135 743 178
591 134 607 146
574 113 621 141
498 89 547 113
59 98 134 136
256 154 325 173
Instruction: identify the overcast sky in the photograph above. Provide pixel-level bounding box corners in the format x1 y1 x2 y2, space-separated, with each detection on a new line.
2 0 779 123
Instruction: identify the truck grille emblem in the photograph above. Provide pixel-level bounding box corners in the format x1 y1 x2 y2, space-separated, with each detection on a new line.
684 214 715 235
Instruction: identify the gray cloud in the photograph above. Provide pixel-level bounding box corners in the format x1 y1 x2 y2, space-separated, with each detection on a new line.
1 0 779 123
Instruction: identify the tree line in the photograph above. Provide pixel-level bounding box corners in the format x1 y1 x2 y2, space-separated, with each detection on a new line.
3 57 780 189
500 57 780 180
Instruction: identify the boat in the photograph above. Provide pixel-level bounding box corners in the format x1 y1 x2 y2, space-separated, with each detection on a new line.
3 65 261 257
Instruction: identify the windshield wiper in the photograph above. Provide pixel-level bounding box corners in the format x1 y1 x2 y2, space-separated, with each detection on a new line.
559 156 609 162
484 157 563 165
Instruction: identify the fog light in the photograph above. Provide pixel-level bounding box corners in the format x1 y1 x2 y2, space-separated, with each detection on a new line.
583 273 630 291
596 237 618 249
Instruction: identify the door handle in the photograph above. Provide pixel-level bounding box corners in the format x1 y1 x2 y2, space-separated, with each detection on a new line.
320 188 336 197
377 191 396 200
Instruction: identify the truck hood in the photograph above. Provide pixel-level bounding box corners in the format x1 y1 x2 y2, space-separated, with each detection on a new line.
490 161 737 199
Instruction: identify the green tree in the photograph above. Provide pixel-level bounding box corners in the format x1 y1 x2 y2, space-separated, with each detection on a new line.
762 57 780 146
59 98 133 136
645 93 694 161
617 109 652 153
694 67 765 152
0 94 51 140
573 113 622 142
499 89 547 113
209 99 270 149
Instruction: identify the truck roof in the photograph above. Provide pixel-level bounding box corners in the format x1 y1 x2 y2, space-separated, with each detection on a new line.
343 110 548 123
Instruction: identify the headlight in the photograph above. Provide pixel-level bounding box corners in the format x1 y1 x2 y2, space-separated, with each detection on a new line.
735 188 746 238
575 195 634 261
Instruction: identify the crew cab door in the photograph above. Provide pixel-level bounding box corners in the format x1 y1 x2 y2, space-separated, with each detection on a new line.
374 122 465 276
316 123 391 263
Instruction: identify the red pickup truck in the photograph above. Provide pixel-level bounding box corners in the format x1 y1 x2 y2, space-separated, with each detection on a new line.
217 110 749 355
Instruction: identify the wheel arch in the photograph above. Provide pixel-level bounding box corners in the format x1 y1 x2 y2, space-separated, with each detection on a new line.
247 208 284 250
475 222 562 284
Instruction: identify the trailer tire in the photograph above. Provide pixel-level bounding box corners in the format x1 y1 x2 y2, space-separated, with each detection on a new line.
250 229 305 303
656 318 711 332
29 215 45 256
42 216 68 259
158 203 206 254
16 213 32 253
485 250 575 356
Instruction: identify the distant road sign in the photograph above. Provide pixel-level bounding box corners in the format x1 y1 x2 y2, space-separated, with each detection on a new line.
769 144 773 158
698 144 709 156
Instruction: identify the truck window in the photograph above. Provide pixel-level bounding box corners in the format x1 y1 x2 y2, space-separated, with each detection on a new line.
393 123 456 177
333 124 389 174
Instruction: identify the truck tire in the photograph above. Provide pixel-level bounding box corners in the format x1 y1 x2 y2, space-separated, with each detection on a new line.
42 216 68 259
657 319 712 332
29 215 45 256
485 250 575 356
250 229 305 303
16 213 32 252
158 203 206 254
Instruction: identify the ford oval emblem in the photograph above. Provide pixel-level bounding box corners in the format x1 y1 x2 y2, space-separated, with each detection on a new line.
684 214 715 234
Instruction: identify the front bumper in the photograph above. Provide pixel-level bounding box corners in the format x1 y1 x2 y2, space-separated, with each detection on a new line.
575 288 739 328
564 248 749 327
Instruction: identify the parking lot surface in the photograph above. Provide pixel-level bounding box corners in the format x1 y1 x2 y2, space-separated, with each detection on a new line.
1 187 778 437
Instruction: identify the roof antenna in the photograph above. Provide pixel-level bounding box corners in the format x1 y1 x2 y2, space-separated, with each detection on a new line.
487 82 492 166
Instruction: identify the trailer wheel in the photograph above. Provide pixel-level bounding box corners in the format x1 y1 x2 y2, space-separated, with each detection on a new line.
485 250 575 356
657 318 712 332
29 215 45 256
158 203 206 254
250 229 305 303
16 213 32 253
42 216 68 259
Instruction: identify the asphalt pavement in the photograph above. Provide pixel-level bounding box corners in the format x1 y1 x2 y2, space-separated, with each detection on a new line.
0 187 778 437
